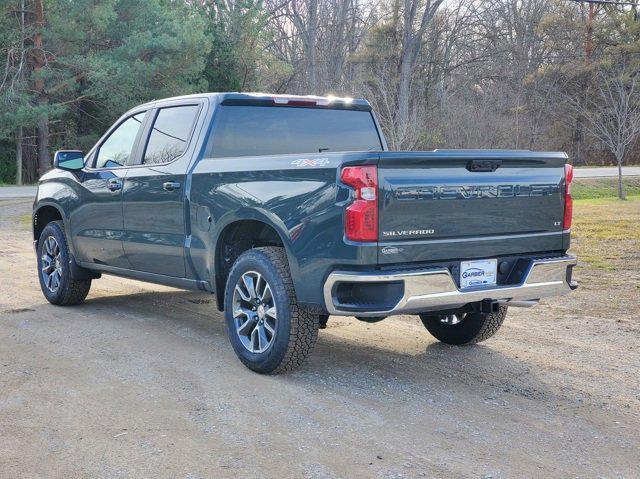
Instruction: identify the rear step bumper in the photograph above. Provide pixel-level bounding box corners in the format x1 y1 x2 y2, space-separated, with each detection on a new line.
323 255 578 317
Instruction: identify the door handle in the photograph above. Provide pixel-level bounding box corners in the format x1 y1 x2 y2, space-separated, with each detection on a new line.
163 181 181 192
107 179 122 191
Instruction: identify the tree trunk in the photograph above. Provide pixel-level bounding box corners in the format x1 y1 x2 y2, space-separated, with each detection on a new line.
16 128 23 185
25 131 39 183
306 0 318 92
571 114 586 165
397 0 414 143
16 0 25 184
330 0 349 88
33 0 50 177
395 0 443 149
37 111 49 177
398 54 412 139
617 155 625 200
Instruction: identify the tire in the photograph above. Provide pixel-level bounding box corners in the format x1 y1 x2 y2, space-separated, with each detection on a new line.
37 220 91 305
419 306 507 345
224 246 319 374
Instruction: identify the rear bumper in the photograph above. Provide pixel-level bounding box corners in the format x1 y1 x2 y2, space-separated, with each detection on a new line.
323 255 577 317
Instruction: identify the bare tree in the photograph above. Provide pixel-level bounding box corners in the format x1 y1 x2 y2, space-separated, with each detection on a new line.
264 0 376 94
33 0 49 177
351 0 446 149
17 0 25 185
270 0 320 92
396 0 444 142
566 66 640 199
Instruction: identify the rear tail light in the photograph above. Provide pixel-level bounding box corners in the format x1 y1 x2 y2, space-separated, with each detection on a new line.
341 166 378 242
563 164 573 229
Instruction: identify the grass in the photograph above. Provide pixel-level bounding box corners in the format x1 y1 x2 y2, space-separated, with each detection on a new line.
571 196 640 271
572 177 640 200
18 213 32 228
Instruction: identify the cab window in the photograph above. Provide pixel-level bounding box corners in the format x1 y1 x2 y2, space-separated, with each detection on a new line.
143 105 199 165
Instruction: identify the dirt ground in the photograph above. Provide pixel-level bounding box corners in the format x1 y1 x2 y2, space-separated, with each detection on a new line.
1 197 639 479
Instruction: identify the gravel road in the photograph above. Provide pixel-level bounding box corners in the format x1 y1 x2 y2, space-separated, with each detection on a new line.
1 199 638 478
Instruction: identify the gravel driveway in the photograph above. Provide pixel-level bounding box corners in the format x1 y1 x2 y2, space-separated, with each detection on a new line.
1 198 638 478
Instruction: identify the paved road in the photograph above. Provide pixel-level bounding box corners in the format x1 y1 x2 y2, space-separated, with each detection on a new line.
574 166 640 178
0 185 37 199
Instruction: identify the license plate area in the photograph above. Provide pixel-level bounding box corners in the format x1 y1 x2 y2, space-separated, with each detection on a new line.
460 259 497 289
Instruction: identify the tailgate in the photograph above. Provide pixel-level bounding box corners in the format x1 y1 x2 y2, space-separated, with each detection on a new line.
377 150 568 265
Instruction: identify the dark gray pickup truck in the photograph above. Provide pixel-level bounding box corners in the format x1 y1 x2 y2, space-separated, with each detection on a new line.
33 92 577 373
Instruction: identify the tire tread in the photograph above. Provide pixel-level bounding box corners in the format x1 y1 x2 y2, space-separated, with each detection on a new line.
420 305 507 345
39 221 91 306
254 247 318 374
468 306 507 344
225 246 319 374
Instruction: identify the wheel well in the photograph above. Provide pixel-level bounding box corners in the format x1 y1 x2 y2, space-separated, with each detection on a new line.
33 206 63 243
215 220 285 311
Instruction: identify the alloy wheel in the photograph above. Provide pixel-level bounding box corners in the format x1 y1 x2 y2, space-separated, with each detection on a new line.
439 313 465 325
41 236 62 293
232 271 277 353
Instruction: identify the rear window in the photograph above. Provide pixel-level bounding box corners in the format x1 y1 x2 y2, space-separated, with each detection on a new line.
207 105 382 158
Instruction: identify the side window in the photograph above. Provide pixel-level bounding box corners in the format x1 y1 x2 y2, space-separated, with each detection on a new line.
143 105 199 165
95 113 146 169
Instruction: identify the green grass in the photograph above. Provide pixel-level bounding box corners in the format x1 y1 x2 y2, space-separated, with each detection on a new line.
571 197 640 270
18 213 32 228
572 177 640 200
574 195 640 206
573 196 639 240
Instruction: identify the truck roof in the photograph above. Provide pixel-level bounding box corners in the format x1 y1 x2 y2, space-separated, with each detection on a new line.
137 92 371 110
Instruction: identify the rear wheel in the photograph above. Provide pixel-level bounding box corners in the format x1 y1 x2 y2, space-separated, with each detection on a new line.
37 221 91 305
224 247 319 374
419 306 507 345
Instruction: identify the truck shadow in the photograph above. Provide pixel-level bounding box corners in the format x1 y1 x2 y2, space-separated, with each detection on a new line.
46 288 575 408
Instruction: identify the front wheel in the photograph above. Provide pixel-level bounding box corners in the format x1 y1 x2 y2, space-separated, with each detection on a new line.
37 221 91 305
224 247 319 374
419 306 508 345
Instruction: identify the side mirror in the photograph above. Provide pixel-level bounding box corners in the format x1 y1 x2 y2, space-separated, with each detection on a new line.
54 150 85 171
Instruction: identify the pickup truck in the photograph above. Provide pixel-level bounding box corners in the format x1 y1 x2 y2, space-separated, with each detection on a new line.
33 92 578 374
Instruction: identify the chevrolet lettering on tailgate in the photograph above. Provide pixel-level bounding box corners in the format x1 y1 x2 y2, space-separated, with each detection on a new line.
393 183 560 200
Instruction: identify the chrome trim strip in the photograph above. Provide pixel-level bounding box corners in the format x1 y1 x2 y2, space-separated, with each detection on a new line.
378 230 564 247
323 255 577 317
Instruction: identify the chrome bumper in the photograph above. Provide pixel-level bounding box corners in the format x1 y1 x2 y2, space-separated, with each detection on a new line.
323 256 577 317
